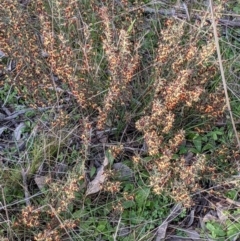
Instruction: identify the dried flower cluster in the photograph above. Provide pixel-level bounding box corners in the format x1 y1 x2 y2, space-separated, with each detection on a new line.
34 229 61 241
136 18 225 206
13 204 78 241
0 0 101 110
97 6 140 129
49 177 79 213
14 205 40 228
0 1 52 107
79 117 92 149
36 0 100 109
50 109 70 129
103 180 121 193
109 145 124 159
34 217 77 241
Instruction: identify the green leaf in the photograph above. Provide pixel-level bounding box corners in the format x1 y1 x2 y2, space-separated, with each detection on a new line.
129 211 138 224
233 6 240 14
127 19 136 33
214 130 224 135
202 143 214 151
106 150 114 165
172 154 179 159
97 221 108 232
179 145 188 154
193 138 202 152
124 183 134 192
187 132 198 139
189 148 199 154
135 188 150 208
90 166 96 178
206 222 216 232
142 156 153 163
206 222 226 237
72 210 83 218
225 190 238 201
215 228 226 237
212 132 218 141
227 222 240 239
123 200 135 209
201 136 208 142
97 224 105 232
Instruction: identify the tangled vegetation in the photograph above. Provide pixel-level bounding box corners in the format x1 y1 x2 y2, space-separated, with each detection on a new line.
1 0 240 240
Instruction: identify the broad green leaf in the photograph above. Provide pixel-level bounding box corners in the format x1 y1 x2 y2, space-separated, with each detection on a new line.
179 145 188 154
189 148 199 154
188 132 198 139
206 222 226 237
214 130 224 135
201 136 208 142
97 221 108 232
105 150 114 165
214 227 226 237
206 222 215 232
227 226 238 237
202 143 214 151
193 138 202 152
212 133 218 141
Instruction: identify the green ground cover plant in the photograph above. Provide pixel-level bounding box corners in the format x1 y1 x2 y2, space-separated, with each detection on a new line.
1 0 240 240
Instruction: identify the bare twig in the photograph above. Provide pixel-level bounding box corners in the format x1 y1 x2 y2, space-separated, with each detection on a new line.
21 167 31 206
0 185 12 238
141 6 240 27
182 2 190 21
3 106 62 121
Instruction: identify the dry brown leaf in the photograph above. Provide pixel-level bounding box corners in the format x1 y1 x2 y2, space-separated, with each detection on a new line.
180 228 200 239
86 156 109 196
13 123 25 141
0 126 7 136
155 203 183 241
202 213 218 223
226 198 240 207
216 203 228 222
185 209 195 228
155 222 168 241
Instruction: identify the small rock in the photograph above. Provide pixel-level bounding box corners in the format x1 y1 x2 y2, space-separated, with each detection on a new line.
34 175 48 191
113 163 134 181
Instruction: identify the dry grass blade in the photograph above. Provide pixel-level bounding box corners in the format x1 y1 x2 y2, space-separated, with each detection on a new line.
209 0 240 150
21 167 31 206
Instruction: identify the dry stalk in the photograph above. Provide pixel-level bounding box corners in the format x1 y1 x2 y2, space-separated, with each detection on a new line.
209 0 240 150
